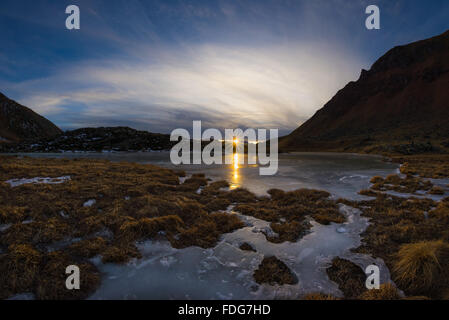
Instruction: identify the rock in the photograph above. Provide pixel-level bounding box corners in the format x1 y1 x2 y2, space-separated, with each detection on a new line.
336 227 348 233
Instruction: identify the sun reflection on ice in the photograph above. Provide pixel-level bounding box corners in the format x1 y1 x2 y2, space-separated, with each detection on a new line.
230 151 240 190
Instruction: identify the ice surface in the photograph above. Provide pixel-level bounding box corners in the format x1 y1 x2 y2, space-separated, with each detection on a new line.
5 176 71 187
89 205 393 300
13 152 408 299
83 199 97 207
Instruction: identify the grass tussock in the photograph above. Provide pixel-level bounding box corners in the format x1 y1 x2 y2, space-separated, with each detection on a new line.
428 186 445 195
326 258 366 299
369 174 433 194
253 256 298 285
234 188 346 243
393 155 449 179
0 244 42 298
35 251 100 300
392 241 449 297
239 242 256 252
358 283 401 300
302 293 340 300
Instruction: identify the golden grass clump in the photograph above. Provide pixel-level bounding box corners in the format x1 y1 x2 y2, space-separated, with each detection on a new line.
0 205 28 224
116 215 183 243
326 258 367 299
234 188 345 243
239 242 256 252
201 180 230 196
302 293 340 300
0 244 42 299
253 256 298 285
358 189 378 197
35 251 100 300
1 218 70 246
358 283 401 300
428 186 445 195
68 237 108 259
370 174 433 194
170 213 244 249
311 208 346 225
394 155 449 179
101 244 142 264
370 176 384 184
268 221 311 243
222 188 258 203
392 240 449 297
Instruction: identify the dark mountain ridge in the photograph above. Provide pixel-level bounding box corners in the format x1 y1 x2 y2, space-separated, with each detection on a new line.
0 92 62 142
280 30 449 155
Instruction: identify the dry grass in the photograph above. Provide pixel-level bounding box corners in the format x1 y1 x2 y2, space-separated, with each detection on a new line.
393 155 449 179
428 186 445 195
234 188 346 243
302 293 340 300
369 174 433 194
0 244 41 299
358 283 401 300
0 155 247 299
392 241 449 297
325 258 367 299
353 170 449 300
253 256 298 285
239 242 256 252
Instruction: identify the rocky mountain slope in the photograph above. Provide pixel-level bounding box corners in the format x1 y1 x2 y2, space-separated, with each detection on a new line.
0 92 62 142
0 127 175 153
280 30 449 155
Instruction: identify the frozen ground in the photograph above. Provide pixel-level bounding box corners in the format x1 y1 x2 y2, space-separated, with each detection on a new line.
9 152 416 299
6 176 71 187
89 204 392 299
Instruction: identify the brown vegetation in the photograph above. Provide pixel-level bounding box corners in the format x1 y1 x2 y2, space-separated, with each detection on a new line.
325 258 366 299
253 256 298 285
234 188 346 243
239 242 256 252
369 174 433 194
393 155 449 179
0 156 246 299
358 283 401 300
392 241 449 297
352 156 449 299
302 293 340 300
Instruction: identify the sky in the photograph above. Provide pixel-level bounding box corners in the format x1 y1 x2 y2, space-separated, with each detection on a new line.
1 0 448 136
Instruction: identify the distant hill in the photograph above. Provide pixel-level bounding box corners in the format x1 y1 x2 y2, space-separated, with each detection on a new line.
280 30 449 155
0 126 175 152
0 92 62 142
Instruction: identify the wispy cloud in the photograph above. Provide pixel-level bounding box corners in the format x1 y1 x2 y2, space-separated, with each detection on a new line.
1 0 448 134
5 41 365 134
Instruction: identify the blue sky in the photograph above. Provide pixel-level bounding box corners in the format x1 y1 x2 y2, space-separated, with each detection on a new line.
1 0 448 135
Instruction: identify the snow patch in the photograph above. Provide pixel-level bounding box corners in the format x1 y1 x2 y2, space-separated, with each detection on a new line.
83 199 97 207
6 176 71 188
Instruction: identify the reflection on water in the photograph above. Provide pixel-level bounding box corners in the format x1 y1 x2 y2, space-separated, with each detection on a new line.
231 152 240 189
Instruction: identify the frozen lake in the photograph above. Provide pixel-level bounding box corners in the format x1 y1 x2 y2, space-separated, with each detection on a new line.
13 152 400 299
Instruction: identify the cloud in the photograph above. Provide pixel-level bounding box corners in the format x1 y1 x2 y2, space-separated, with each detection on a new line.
5 41 365 134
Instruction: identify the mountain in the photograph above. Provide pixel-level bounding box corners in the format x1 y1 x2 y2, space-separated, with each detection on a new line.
0 126 175 152
280 30 449 155
0 92 62 142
